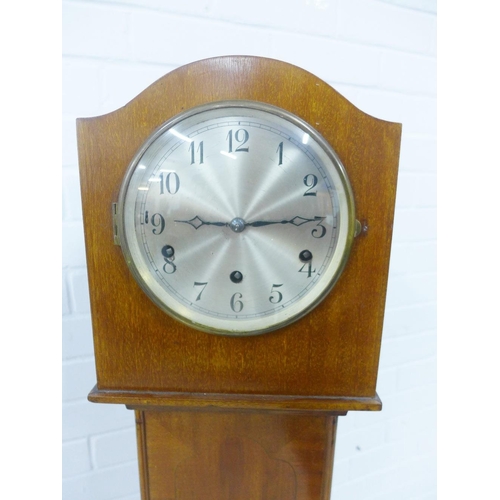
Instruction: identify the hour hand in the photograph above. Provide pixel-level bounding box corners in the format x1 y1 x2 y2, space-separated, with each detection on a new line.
174 216 227 230
247 216 323 227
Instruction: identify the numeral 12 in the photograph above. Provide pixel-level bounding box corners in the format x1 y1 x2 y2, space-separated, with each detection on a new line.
227 129 249 153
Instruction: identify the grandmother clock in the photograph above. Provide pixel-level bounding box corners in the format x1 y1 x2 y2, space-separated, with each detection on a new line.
77 56 401 499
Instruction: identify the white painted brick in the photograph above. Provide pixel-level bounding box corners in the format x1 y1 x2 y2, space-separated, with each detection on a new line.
131 11 273 66
397 357 436 391
92 0 217 18
332 458 350 485
270 35 380 87
392 208 436 242
429 17 436 56
325 82 361 105
62 3 130 60
63 359 97 402
344 411 382 434
331 474 366 500
63 401 134 441
63 274 71 316
380 51 436 95
62 61 102 117
214 0 337 38
68 270 91 314
379 331 436 368
369 482 436 500
62 316 95 359
344 383 435 433
62 115 79 166
102 63 176 113
62 439 92 478
389 242 437 276
380 0 437 14
62 462 140 500
92 428 138 468
375 366 398 397
349 428 435 480
339 453 435 500
335 422 386 459
385 406 436 442
348 441 399 480
360 456 436 500
62 221 86 268
337 412 358 433
381 385 436 419
395 172 436 208
355 89 436 136
408 492 437 500
338 0 435 53
382 302 436 337
399 135 436 173
385 273 436 308
63 167 83 221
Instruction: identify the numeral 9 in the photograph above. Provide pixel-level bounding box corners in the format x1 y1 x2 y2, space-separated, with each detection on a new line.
151 213 165 235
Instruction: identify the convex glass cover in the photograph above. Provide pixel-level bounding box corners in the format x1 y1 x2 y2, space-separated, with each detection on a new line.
117 101 356 335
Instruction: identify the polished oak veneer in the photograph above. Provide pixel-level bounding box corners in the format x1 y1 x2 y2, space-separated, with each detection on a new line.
77 56 401 405
77 56 402 499
134 408 341 500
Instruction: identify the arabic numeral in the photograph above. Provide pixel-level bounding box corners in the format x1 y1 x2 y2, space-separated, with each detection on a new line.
159 172 180 195
227 129 249 153
269 284 283 304
162 258 176 274
193 281 208 301
303 174 318 196
230 292 244 313
161 245 176 274
151 213 165 235
299 262 316 278
312 217 326 238
276 141 284 165
189 140 204 165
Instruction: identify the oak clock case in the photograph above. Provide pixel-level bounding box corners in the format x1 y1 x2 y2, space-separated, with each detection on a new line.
77 55 402 500
116 100 356 336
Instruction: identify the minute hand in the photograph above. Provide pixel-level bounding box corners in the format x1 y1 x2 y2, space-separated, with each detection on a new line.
247 216 324 227
174 216 227 230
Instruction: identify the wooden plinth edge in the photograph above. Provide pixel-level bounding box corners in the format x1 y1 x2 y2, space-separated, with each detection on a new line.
88 385 382 413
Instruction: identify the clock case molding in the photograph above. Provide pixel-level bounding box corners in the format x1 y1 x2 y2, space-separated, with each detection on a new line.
77 55 401 413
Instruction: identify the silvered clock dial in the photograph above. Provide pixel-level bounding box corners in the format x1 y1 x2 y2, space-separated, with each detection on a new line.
116 101 356 336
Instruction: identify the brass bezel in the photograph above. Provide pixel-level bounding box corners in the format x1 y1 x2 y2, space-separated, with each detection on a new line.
116 100 356 336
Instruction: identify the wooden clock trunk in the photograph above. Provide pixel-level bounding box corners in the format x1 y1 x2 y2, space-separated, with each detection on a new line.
77 56 401 499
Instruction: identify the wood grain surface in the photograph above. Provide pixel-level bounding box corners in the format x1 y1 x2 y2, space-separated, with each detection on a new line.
134 408 339 500
77 56 401 409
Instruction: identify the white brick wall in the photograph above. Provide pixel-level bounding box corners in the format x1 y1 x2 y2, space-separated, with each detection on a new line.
62 1 437 498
